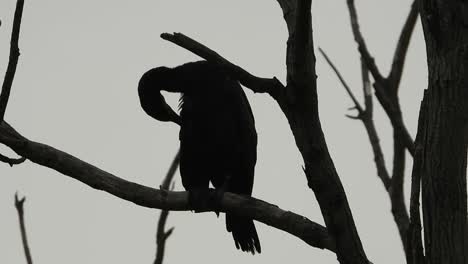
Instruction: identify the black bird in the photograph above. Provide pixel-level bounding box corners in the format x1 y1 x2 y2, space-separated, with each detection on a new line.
138 60 261 254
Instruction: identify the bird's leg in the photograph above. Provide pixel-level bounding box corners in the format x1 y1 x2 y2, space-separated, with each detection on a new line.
213 174 232 216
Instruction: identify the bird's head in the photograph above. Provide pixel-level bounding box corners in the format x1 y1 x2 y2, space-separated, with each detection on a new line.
138 67 181 125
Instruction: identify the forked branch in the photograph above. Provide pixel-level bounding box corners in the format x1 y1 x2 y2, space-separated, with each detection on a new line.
15 193 33 264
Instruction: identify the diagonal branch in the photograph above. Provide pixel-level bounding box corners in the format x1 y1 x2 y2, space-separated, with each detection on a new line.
390 130 410 253
154 150 180 264
160 33 285 102
346 0 384 84
277 1 370 263
0 0 25 121
0 121 335 252
15 193 33 264
388 0 419 91
319 48 364 115
359 61 392 190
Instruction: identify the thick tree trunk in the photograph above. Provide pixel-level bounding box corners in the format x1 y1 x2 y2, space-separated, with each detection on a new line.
416 1 468 263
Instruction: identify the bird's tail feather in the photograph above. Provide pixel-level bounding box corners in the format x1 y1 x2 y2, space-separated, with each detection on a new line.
226 214 261 254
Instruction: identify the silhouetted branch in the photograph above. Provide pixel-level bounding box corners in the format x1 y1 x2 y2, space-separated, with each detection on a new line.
0 152 26 166
346 0 416 157
388 0 419 91
346 0 384 84
15 193 33 264
275 1 370 263
0 121 335 252
320 49 413 252
390 131 410 252
0 0 25 121
154 150 180 264
320 50 391 189
160 33 286 102
319 48 364 115
358 60 392 190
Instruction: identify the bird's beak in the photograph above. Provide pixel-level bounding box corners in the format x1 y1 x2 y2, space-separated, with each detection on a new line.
139 88 181 126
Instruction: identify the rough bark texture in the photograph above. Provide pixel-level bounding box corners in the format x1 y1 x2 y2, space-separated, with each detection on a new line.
417 1 468 263
0 121 335 252
278 1 369 263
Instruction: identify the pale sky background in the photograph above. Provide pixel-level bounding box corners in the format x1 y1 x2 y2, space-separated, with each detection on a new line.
0 1 427 263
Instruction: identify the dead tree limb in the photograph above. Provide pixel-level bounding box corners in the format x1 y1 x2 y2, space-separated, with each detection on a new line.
0 121 335 252
15 193 33 264
346 0 418 156
320 49 412 251
154 150 179 264
0 0 25 121
161 2 370 262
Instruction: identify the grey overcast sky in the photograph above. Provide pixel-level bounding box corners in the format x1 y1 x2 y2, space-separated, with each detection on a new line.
0 1 426 263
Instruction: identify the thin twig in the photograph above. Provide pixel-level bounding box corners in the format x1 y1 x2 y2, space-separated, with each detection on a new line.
15 193 33 264
359 61 392 190
0 152 26 166
0 0 25 121
154 150 180 264
319 48 364 114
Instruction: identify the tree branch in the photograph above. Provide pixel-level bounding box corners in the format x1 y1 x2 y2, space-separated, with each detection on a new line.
160 33 286 103
320 51 413 254
319 48 364 115
346 0 384 84
0 121 335 252
276 1 370 263
0 0 25 121
0 152 26 166
15 193 33 264
390 130 410 253
154 150 179 264
346 0 416 157
388 0 419 91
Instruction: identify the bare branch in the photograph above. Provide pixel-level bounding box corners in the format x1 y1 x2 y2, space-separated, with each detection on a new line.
0 152 26 166
0 0 25 121
388 1 419 91
319 48 364 114
160 150 179 191
346 0 384 84
160 33 285 102
154 150 180 264
361 59 373 115
15 193 33 264
276 1 370 263
0 121 335 252
390 131 410 253
358 60 392 189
